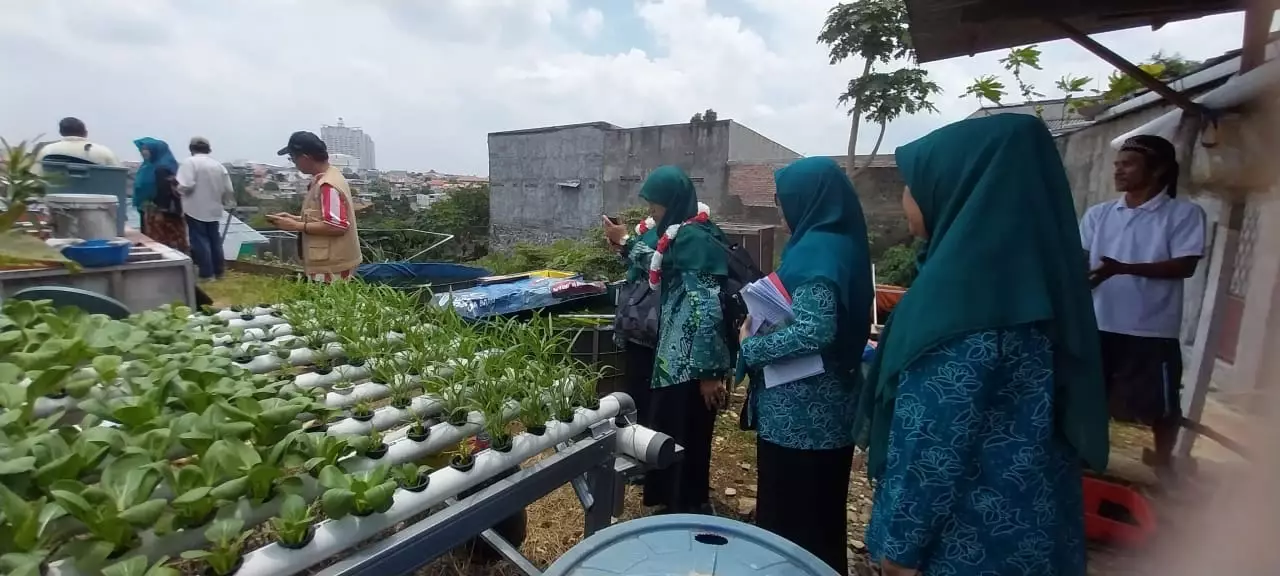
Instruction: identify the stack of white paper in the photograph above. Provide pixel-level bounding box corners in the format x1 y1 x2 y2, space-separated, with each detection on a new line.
741 275 825 388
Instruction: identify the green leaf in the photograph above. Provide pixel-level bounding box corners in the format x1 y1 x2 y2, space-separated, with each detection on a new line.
118 499 166 527
0 456 35 475
317 465 350 490
366 480 397 513
0 231 78 271
210 477 248 501
320 488 355 519
93 355 124 378
173 486 212 506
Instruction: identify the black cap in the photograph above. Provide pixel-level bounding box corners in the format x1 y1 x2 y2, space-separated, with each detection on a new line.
277 131 326 157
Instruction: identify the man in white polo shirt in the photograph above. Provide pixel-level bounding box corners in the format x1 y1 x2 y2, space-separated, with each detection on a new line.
1080 134 1206 479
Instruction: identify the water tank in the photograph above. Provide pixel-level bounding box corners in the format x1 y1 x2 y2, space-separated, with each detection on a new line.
544 514 839 575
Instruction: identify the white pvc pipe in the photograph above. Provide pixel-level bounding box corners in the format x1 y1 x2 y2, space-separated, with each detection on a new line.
325 396 443 437
234 397 624 576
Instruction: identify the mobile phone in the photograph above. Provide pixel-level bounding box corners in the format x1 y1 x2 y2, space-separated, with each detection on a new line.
604 215 620 225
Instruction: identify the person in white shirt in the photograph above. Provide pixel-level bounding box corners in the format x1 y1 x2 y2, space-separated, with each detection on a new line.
176 137 234 281
1079 134 1207 479
33 117 119 174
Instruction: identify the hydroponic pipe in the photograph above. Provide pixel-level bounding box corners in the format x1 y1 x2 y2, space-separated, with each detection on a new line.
325 395 444 436
233 396 627 576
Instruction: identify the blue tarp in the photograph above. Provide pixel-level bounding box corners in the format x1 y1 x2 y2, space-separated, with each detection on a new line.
356 262 490 287
431 274 587 319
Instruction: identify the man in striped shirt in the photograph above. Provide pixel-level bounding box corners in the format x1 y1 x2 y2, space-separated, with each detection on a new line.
266 131 362 282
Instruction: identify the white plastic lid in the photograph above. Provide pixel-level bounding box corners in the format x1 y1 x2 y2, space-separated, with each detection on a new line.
43 194 119 205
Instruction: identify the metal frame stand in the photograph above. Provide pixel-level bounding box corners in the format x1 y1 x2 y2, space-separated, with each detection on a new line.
314 423 640 576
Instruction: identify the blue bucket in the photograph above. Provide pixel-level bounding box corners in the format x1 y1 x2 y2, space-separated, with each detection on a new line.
544 514 840 575
61 239 130 268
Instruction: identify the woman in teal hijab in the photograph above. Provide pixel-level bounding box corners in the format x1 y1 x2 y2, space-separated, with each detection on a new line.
603 165 730 514
735 156 872 575
133 138 188 252
859 114 1109 576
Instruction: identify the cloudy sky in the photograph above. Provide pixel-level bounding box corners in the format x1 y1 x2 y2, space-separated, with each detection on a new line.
0 0 1254 175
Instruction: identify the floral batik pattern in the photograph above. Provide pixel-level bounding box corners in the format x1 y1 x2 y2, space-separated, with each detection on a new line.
625 239 729 388
740 280 857 450
866 325 1087 576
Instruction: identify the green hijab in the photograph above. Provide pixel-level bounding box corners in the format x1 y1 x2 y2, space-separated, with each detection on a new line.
774 156 872 369
857 114 1109 480
637 166 728 287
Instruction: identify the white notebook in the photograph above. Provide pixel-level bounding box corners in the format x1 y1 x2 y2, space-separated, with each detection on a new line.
742 274 825 388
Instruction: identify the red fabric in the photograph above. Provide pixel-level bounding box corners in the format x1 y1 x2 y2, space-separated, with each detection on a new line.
319 184 350 230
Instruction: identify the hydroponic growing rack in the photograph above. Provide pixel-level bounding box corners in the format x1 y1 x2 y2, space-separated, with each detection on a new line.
0 280 676 576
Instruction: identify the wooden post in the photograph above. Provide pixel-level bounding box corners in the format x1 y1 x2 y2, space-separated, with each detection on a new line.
1048 18 1207 118
1178 202 1244 458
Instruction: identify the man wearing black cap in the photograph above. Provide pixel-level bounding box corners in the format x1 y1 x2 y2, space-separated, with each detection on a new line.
1080 134 1206 479
266 131 362 282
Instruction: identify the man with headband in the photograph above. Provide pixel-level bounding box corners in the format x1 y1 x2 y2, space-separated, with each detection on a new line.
1079 134 1207 481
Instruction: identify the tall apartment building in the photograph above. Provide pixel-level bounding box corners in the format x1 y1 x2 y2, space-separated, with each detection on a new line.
320 118 377 171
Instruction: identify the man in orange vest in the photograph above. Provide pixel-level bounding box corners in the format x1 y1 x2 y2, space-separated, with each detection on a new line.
266 131 362 282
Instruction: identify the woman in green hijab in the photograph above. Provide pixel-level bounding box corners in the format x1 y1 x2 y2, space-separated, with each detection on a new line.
735 156 872 575
603 165 731 514
859 114 1109 576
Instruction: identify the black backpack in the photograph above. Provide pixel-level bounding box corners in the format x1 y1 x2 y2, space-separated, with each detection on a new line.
614 238 764 358
713 238 765 366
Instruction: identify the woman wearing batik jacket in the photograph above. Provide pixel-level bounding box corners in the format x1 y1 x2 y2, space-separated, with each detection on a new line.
602 165 730 515
735 156 873 576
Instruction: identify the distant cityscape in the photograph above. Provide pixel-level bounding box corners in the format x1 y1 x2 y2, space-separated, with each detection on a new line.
119 118 487 213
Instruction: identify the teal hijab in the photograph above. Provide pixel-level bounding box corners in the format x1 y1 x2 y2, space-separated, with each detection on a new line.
857 114 1109 479
774 157 872 364
133 137 178 212
637 166 728 284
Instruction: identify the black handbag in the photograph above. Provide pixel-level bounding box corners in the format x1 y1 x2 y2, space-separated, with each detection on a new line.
614 279 660 348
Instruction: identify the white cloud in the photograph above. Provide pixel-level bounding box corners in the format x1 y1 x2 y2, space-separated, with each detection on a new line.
577 8 604 38
0 0 1253 174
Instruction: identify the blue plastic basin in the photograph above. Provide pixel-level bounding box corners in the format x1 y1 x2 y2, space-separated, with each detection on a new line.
61 239 130 268
543 514 840 576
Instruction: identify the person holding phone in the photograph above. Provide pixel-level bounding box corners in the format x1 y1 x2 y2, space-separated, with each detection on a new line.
602 166 729 515
267 131 362 282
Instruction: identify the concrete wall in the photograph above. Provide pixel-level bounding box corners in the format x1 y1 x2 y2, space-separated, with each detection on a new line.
601 121 732 217
728 121 802 163
726 160 909 256
487 124 609 249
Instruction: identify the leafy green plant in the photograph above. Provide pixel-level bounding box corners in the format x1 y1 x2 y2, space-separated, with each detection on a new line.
404 411 431 442
205 440 300 506
0 139 78 269
180 518 252 576
390 463 431 492
0 484 69 575
304 435 351 477
317 465 396 519
349 425 386 458
157 464 219 532
50 455 166 554
268 494 316 548
101 555 179 576
450 437 477 471
350 399 375 421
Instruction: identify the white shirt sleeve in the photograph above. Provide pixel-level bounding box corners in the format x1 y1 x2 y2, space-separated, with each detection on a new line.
1169 202 1208 259
220 165 235 206
1079 205 1100 251
176 158 196 191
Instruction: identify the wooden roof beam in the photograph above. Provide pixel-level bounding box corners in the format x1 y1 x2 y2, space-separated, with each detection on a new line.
1049 18 1209 117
